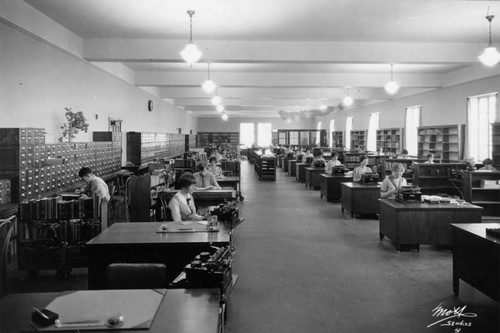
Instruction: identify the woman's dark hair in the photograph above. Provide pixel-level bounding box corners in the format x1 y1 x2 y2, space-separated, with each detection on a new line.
197 161 208 172
331 152 338 158
360 156 368 163
209 156 217 164
178 172 196 188
402 149 408 155
314 150 323 157
78 167 92 178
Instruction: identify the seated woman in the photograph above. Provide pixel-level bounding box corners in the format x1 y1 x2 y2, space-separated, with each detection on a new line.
397 149 410 159
479 158 497 171
353 156 373 182
424 153 435 164
169 172 205 221
311 150 326 168
380 163 408 199
325 152 343 174
303 148 313 160
207 156 224 178
194 162 221 191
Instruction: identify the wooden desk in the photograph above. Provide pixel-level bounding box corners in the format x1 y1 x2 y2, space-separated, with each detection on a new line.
288 160 298 177
156 189 235 207
341 182 381 217
216 177 242 199
0 289 220 333
296 163 310 182
86 222 231 289
283 156 290 172
451 223 500 302
379 199 483 251
305 167 325 190
320 174 354 201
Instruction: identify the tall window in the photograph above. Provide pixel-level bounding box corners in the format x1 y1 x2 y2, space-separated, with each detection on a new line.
315 121 322 146
367 112 380 152
240 123 254 148
329 120 335 147
405 106 421 156
467 93 497 161
258 123 272 147
345 116 353 150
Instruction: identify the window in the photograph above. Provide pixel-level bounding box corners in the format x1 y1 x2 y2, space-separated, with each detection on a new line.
289 131 299 145
467 93 497 161
345 116 353 150
300 131 310 146
315 121 322 146
257 123 272 147
367 112 380 152
240 123 254 148
405 106 421 156
329 120 335 147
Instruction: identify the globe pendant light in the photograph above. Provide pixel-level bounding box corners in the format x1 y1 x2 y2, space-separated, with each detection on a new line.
384 64 400 95
202 62 217 93
343 88 354 106
216 105 225 112
211 88 222 106
221 112 228 121
180 10 202 64
479 15 500 67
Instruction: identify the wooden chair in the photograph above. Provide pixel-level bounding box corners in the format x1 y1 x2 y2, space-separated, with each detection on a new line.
106 263 166 289
107 183 126 222
157 191 173 221
0 216 15 298
126 174 151 222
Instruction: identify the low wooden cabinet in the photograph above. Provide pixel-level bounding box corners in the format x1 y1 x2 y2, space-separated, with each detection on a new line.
341 182 380 217
296 163 310 182
320 174 353 201
288 160 298 177
305 167 324 189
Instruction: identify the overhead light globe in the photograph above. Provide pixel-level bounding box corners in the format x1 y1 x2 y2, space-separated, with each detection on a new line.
216 105 225 112
385 80 400 95
222 113 228 121
180 11 202 64
479 46 500 67
202 80 217 93
343 96 354 106
211 95 222 106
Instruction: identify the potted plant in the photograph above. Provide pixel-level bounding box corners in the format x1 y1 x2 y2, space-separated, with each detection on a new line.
59 107 89 142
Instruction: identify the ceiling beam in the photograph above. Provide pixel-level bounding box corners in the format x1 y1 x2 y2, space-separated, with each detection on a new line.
83 39 480 64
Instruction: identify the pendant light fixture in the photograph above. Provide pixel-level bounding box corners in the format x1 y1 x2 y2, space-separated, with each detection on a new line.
343 88 354 106
221 112 228 121
479 14 500 67
211 88 222 106
202 62 217 93
180 10 202 64
216 105 225 112
384 64 400 95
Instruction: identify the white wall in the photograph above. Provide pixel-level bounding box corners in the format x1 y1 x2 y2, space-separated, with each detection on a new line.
0 21 197 146
197 116 315 132
317 75 500 137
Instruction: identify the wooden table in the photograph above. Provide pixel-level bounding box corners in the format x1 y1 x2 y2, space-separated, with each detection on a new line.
305 167 325 189
320 174 354 201
288 159 298 177
86 222 231 289
0 289 221 333
156 189 235 207
216 177 242 199
451 223 500 302
379 199 483 251
341 182 381 217
296 163 311 182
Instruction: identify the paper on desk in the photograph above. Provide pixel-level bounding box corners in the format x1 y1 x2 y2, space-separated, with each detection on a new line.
197 221 208 225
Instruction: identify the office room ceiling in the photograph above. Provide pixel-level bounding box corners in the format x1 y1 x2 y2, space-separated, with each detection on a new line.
24 0 500 118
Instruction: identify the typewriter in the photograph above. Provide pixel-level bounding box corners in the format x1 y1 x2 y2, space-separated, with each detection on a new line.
332 166 349 175
359 173 380 185
450 169 465 179
182 246 235 295
396 186 422 202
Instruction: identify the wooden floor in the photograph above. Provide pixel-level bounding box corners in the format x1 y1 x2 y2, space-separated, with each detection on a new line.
8 160 500 333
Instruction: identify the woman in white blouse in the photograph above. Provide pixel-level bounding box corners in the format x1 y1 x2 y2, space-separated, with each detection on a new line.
380 163 407 199
169 173 205 221
325 152 343 174
353 156 373 182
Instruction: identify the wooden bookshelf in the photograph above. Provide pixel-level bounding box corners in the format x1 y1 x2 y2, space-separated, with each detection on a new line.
197 132 239 147
350 130 366 150
413 163 466 195
463 170 500 218
492 122 500 168
376 128 403 155
331 131 343 148
343 152 366 170
417 125 460 162
126 132 186 166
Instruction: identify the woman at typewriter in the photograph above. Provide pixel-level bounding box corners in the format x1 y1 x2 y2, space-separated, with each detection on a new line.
169 172 205 221
312 150 326 168
207 156 224 178
194 162 221 191
380 163 407 199
325 152 343 174
303 147 313 160
353 156 373 182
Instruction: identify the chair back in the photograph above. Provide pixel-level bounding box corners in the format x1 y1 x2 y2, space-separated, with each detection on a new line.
106 263 166 289
157 191 174 221
0 216 15 298
126 174 151 222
